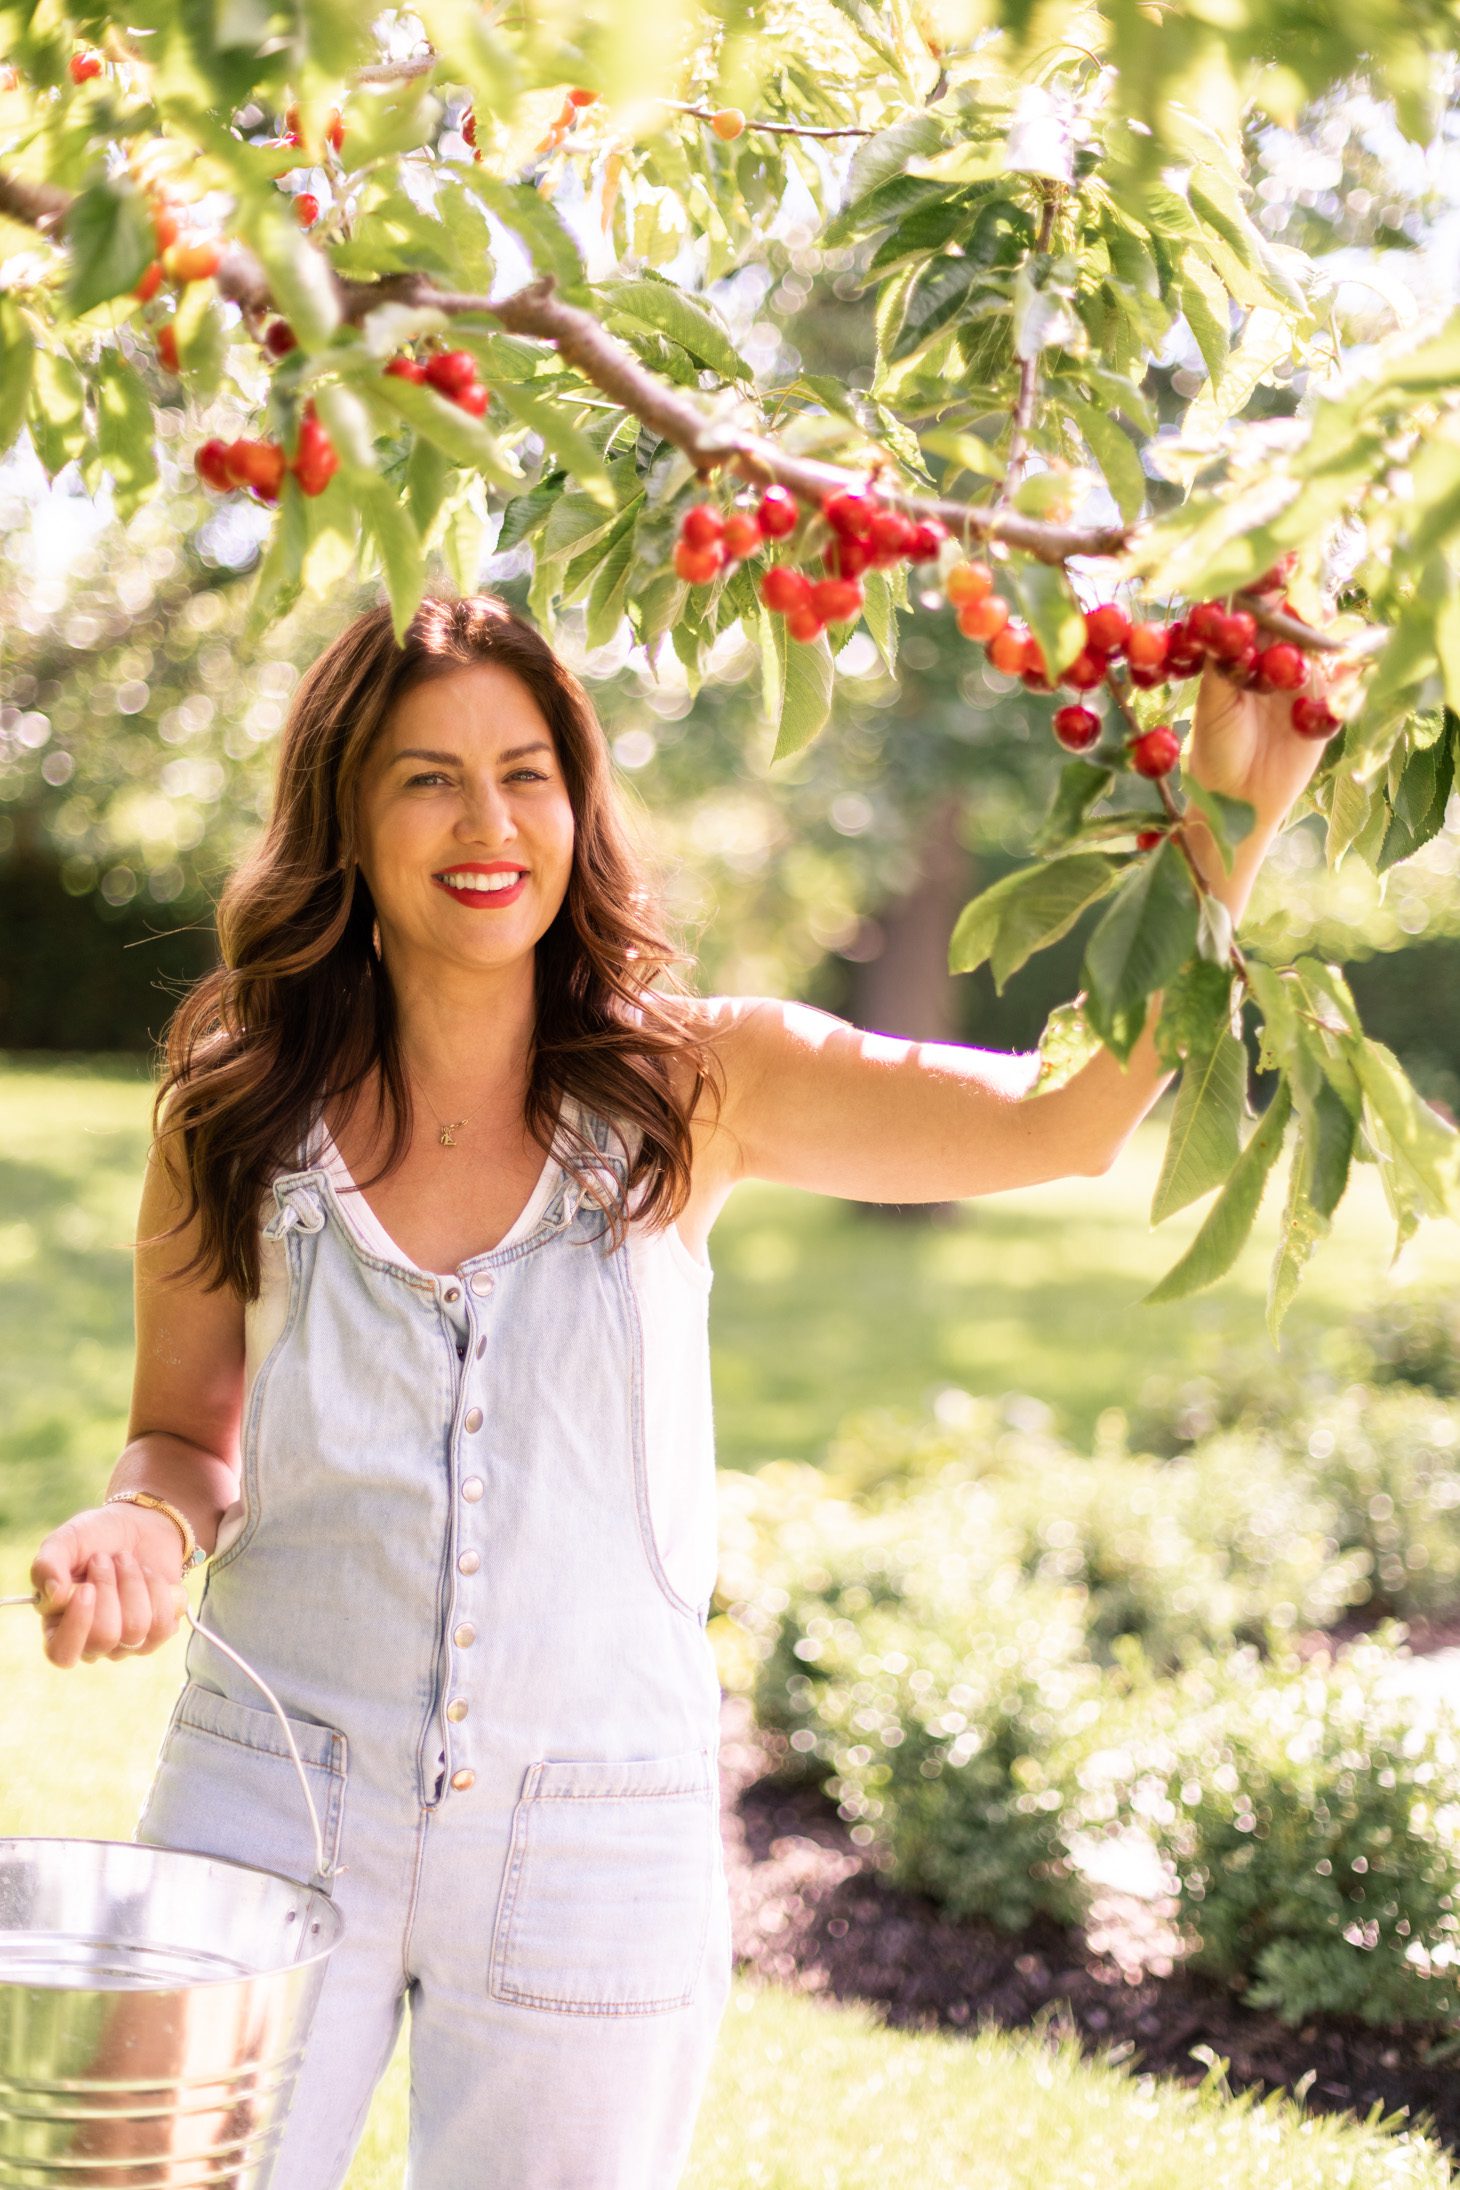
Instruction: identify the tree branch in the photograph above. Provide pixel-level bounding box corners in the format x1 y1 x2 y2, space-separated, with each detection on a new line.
994 181 1062 516
0 166 1130 564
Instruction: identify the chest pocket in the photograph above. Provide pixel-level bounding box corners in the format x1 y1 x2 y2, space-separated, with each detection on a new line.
488 1749 717 2014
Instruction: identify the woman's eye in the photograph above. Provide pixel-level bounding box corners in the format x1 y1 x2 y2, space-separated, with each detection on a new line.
510 768 547 782
406 772 449 788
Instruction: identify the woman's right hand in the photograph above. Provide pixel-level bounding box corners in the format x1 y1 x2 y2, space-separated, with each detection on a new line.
29 1507 191 1669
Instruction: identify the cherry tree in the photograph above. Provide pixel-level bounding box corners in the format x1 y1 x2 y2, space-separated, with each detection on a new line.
1 0 1457 1324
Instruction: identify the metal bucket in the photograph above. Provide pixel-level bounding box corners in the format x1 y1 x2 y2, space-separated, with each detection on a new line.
0 1590 345 2186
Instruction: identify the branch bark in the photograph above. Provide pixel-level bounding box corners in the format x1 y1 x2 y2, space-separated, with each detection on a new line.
0 164 1132 567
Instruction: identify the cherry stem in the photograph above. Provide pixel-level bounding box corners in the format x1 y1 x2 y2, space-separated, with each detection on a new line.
993 182 1063 518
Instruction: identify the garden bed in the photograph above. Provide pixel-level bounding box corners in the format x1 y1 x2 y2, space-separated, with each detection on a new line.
716 1690 1460 2156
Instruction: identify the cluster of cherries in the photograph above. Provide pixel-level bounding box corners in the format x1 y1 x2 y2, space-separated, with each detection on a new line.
675 484 950 643
382 347 491 416
193 397 337 502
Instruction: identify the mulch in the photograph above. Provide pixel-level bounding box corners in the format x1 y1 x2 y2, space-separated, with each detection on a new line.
715 1689 1460 2155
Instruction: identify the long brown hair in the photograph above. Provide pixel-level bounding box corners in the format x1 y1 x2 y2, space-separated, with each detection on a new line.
153 593 725 1300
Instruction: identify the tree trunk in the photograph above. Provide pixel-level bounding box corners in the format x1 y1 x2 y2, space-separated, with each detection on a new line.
846 794 973 1227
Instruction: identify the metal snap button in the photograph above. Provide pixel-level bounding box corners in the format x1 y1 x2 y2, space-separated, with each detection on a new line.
450 1768 475 1791
453 1622 476 1648
446 1698 469 1723
463 1406 483 1434
470 1271 495 1296
442 1285 461 1304
461 1477 484 1503
458 1550 480 1574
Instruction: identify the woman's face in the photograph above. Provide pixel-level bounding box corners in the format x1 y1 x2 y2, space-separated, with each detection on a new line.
355 662 576 976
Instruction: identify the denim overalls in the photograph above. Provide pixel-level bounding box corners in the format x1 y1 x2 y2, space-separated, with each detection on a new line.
133 1100 733 2189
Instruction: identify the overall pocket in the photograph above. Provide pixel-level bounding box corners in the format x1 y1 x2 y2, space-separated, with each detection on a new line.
488 1749 716 2015
133 1680 349 1896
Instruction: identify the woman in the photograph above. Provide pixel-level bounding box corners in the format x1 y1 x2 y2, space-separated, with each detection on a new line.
28 590 1337 2187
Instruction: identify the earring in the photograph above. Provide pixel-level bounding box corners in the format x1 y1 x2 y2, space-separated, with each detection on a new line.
371 917 382 958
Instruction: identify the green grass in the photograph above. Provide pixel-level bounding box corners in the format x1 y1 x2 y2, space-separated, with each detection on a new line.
3 1053 1459 2186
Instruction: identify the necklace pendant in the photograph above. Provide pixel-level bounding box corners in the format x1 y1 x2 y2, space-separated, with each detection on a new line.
438 1121 465 1148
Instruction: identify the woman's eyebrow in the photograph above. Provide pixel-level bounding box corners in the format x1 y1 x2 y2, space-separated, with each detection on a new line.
391 741 554 765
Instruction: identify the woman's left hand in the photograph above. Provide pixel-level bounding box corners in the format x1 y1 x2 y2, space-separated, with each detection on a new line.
1183 636 1364 828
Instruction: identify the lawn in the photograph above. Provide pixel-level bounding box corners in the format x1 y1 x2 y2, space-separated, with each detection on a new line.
2 1052 1458 2186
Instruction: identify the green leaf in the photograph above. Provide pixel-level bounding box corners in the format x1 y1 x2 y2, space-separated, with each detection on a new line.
92 350 158 520
372 375 525 492
1082 841 1200 1065
462 172 585 298
1006 560 1087 679
586 514 636 650
758 606 786 728
1377 722 1457 871
1142 1078 1293 1308
409 0 523 119
824 174 948 250
1182 780 1257 874
888 257 987 366
314 383 381 482
598 275 752 384
1152 958 1237 1072
0 297 35 456
861 567 897 674
772 628 835 761
1030 996 1104 1093
62 176 153 319
1064 397 1146 522
949 854 1123 990
27 348 87 481
244 484 310 646
359 483 426 642
843 113 948 207
1350 1036 1460 1223
1031 761 1114 856
1152 1022 1248 1224
1176 257 1231 381
245 202 341 348
485 378 617 508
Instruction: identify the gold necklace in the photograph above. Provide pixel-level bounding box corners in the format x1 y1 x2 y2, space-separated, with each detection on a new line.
411 1077 470 1149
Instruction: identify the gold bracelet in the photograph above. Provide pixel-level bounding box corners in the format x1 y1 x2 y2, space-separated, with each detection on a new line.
104 1491 205 1571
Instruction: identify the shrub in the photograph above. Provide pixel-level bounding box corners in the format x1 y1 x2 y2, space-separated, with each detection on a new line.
1285 1388 1460 1619
1128 1636 1460 2027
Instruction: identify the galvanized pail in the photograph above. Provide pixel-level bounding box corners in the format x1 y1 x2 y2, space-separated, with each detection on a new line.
0 1590 345 2187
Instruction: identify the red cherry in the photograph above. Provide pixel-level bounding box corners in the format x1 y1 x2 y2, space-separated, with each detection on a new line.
1187 601 1227 648
1135 828 1164 851
567 86 599 107
133 260 164 303
1290 695 1340 739
903 517 948 562
164 240 220 283
194 438 233 492
680 504 725 551
1129 725 1181 778
760 566 811 615
1165 639 1206 678
1125 622 1169 672
264 319 297 358
423 349 478 397
384 356 428 383
822 490 877 539
225 439 286 499
1062 650 1109 692
1211 610 1257 660
869 509 916 560
1023 635 1048 680
462 107 477 147
756 486 799 539
673 539 724 584
810 577 863 624
1127 665 1167 690
291 416 339 496
156 325 179 373
1253 642 1306 690
326 108 345 153
1083 604 1130 654
454 383 490 416
68 52 103 83
946 560 994 606
956 596 1010 643
294 192 320 227
827 535 872 581
722 511 761 560
151 202 180 252
1052 705 1101 752
987 623 1030 675
786 605 825 643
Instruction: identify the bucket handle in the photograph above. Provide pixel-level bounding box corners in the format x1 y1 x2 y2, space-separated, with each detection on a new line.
1 1591 336 1888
